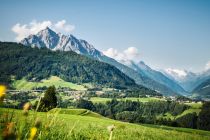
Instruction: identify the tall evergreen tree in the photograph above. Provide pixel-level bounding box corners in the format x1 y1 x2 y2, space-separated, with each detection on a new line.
38 86 57 111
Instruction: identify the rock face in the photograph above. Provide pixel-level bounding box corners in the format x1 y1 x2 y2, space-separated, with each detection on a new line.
21 27 103 58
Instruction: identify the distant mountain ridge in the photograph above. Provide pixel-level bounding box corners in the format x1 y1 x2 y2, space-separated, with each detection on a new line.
163 68 210 92
192 78 210 100
21 27 183 96
125 61 187 95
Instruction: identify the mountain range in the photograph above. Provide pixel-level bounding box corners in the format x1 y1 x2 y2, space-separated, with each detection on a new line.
21 27 188 96
1 42 152 91
126 61 187 95
192 78 210 99
163 68 210 92
19 27 210 98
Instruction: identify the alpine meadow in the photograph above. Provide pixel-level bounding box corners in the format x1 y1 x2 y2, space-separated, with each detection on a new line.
0 0 210 140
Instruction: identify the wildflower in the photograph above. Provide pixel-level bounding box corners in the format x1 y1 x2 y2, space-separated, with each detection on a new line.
107 124 115 140
45 124 50 130
29 127 37 140
23 102 31 111
107 124 115 132
23 102 31 116
2 122 16 139
0 85 6 102
35 118 41 128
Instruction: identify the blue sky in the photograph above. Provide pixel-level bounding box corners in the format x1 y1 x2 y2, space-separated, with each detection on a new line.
0 0 210 72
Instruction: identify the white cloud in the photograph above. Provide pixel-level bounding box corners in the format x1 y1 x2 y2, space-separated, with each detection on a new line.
205 61 210 70
103 47 141 62
165 68 187 77
54 20 75 33
124 47 140 60
11 20 75 41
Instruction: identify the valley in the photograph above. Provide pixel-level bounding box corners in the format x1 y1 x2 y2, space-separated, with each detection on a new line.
1 1 210 139
0 41 210 139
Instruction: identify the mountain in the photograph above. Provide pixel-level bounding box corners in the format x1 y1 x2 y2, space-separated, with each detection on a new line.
192 78 210 100
163 68 210 92
21 27 103 58
0 42 150 91
125 61 187 95
20 27 179 96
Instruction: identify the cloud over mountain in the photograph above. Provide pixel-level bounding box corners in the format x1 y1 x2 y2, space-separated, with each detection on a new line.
11 20 75 41
205 61 210 71
103 47 141 62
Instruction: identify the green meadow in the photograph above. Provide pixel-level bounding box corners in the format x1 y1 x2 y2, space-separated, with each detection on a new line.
1 108 210 140
90 97 164 103
12 76 87 90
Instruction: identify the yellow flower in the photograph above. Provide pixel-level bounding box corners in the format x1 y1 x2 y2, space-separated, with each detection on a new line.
29 127 37 140
35 118 41 128
23 102 31 111
0 85 6 94
2 122 16 139
0 85 6 102
23 102 31 116
107 124 115 132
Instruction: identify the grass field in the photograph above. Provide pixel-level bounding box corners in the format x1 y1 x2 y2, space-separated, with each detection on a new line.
158 102 203 120
12 76 87 90
90 97 203 121
49 108 103 118
0 108 210 140
175 102 203 119
185 102 202 109
90 97 164 103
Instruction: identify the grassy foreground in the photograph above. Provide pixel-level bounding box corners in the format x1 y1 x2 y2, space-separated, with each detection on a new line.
1 108 210 140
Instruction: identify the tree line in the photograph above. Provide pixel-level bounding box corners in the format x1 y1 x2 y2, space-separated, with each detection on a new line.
74 98 210 131
0 42 146 90
4 86 210 131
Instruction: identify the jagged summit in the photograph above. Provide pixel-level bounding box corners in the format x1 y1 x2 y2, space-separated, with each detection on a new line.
21 27 103 58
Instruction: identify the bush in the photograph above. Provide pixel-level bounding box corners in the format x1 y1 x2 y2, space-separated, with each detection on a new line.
76 99 95 110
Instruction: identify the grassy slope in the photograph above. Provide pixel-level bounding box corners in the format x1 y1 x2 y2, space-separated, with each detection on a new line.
0 108 210 140
90 97 164 103
12 76 86 90
90 97 203 120
176 102 202 118
50 108 103 118
161 102 202 120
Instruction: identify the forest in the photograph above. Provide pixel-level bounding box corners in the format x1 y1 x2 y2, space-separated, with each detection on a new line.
0 42 153 92
74 98 210 131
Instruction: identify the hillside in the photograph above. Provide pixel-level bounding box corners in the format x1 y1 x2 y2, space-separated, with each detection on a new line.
163 69 210 93
126 61 186 95
1 108 210 140
100 55 179 96
192 78 210 99
21 27 180 96
0 42 151 91
12 76 87 90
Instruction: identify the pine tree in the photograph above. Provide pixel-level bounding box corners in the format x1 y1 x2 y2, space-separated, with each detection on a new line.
38 86 57 111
